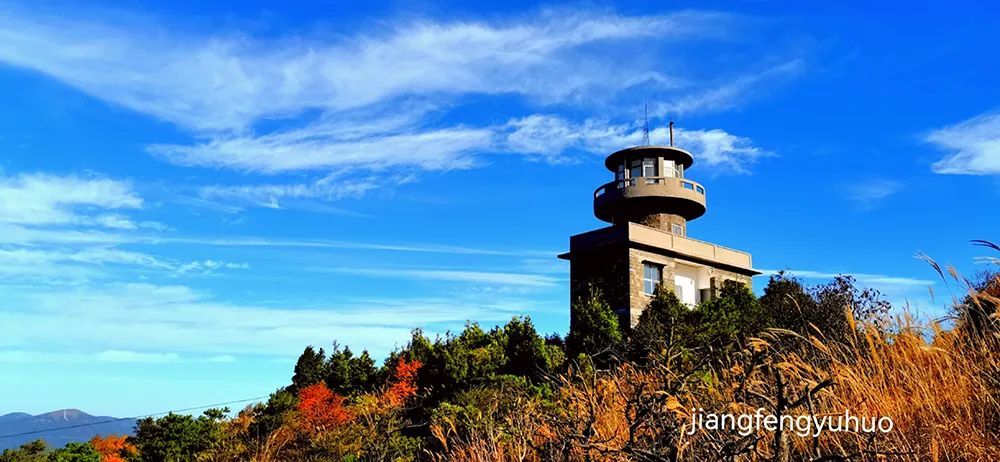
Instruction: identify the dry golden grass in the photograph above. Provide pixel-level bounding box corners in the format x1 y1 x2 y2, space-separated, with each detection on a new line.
727 314 1000 461
433 311 1000 461
804 321 1000 460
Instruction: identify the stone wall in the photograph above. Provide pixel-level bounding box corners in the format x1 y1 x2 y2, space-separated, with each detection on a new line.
624 248 754 328
635 213 686 235
627 248 676 328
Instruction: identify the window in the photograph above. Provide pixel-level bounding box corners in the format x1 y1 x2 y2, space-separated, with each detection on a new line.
642 158 657 176
629 159 642 182
616 163 625 181
671 223 684 236
642 262 662 295
663 159 677 177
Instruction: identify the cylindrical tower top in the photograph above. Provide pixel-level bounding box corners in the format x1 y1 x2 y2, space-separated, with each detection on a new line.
593 144 706 234
604 145 693 172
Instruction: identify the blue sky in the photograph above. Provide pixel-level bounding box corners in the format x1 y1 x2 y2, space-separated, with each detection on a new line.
0 1 997 417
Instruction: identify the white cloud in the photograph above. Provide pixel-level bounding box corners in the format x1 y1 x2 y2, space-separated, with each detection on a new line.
0 282 544 358
95 214 138 230
331 267 558 287
196 171 413 212
0 224 128 245
0 223 555 257
0 7 796 193
656 60 805 115
96 350 180 363
675 128 771 174
0 9 733 132
759 268 940 313
0 174 141 226
149 119 496 174
0 246 249 280
0 350 58 363
503 115 770 173
0 247 169 269
760 269 934 288
0 349 238 364
503 115 632 160
175 259 249 274
158 236 554 258
845 179 902 210
926 111 1000 175
136 220 170 231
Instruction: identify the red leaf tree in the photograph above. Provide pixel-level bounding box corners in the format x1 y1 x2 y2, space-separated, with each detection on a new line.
383 358 422 407
89 434 136 462
297 382 352 432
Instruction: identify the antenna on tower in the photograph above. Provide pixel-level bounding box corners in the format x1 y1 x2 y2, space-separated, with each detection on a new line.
668 119 675 147
641 102 650 146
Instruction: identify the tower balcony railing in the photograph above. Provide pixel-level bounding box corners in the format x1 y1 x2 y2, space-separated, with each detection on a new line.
594 177 706 198
593 176 708 222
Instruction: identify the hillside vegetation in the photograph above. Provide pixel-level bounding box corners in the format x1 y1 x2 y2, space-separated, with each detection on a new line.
4 244 999 461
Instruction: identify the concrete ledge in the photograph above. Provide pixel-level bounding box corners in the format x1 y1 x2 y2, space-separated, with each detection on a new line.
561 222 759 276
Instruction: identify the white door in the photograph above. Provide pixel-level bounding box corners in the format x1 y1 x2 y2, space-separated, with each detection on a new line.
673 274 697 307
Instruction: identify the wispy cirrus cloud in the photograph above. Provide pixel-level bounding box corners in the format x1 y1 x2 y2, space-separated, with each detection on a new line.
0 7 799 207
0 222 555 257
676 128 772 174
0 349 238 364
0 173 141 226
0 281 547 358
760 268 934 288
0 247 171 269
0 246 249 280
0 173 247 280
95 350 180 364
196 171 415 212
926 111 1000 175
845 178 903 210
329 267 559 288
759 268 940 313
0 9 736 132
149 117 497 174
654 60 806 116
503 115 771 173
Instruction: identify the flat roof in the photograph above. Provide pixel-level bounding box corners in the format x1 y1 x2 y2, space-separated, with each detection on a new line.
604 145 694 171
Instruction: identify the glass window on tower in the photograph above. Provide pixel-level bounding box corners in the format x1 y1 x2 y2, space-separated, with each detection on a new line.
642 158 657 184
671 223 684 236
643 262 662 295
663 159 676 177
629 159 642 183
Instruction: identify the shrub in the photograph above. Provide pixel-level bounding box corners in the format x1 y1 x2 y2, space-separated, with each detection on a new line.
566 287 623 365
290 346 327 392
760 272 890 344
326 343 378 395
296 383 352 432
130 410 226 461
89 435 135 462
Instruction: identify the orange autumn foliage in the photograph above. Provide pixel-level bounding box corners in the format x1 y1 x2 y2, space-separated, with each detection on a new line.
297 382 352 431
383 358 422 407
89 434 136 462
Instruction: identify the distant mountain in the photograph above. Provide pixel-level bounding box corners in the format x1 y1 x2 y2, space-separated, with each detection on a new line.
0 409 135 450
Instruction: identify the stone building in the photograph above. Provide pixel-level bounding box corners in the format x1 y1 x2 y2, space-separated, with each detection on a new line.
558 141 759 329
